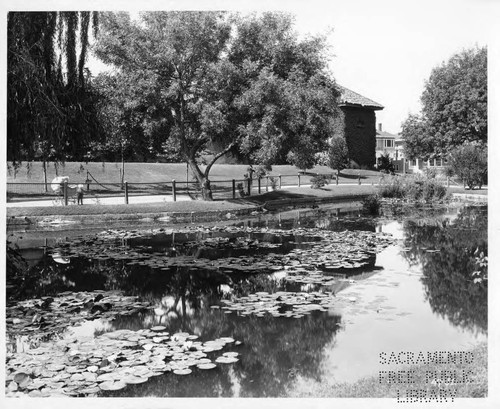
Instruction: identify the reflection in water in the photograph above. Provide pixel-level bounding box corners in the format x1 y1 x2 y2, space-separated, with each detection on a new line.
402 206 487 334
5 205 488 397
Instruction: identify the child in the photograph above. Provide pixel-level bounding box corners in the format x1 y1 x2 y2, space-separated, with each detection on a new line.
76 184 84 205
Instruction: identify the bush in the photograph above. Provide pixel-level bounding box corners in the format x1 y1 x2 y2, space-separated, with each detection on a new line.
362 194 381 215
449 143 487 189
310 174 330 189
377 153 395 174
423 167 437 179
269 176 278 190
377 175 406 198
378 174 448 203
237 182 247 197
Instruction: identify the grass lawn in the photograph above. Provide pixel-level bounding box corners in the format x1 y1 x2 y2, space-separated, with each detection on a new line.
6 199 256 218
287 342 487 398
7 161 382 185
448 186 488 195
247 184 377 205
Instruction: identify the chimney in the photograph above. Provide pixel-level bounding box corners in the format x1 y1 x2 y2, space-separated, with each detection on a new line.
378 123 382 132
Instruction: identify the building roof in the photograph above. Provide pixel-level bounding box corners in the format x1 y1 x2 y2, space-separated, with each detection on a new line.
337 85 384 110
376 130 397 138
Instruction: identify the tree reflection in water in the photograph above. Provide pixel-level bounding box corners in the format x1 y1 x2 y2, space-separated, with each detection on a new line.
89 267 341 397
402 205 487 334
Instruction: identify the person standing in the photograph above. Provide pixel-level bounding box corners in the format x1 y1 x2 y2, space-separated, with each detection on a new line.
76 184 84 205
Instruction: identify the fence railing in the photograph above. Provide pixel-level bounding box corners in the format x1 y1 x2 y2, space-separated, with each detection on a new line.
6 172 367 205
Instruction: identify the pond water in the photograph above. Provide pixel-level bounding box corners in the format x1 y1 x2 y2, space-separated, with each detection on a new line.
6 204 487 397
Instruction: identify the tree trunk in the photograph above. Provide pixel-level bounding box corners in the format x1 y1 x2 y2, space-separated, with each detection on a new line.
43 160 48 192
200 178 213 200
187 158 214 201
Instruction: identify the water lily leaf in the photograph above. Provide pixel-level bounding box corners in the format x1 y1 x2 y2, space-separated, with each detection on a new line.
215 356 239 364
173 368 192 375
123 376 149 385
99 380 127 391
197 363 217 370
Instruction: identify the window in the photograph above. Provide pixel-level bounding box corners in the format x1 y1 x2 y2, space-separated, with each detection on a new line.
411 159 416 167
384 139 394 148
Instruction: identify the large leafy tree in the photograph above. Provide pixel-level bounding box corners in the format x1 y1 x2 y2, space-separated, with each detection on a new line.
401 46 487 159
94 11 339 200
7 11 101 183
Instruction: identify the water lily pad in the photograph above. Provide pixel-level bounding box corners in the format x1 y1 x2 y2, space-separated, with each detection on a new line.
215 356 239 364
99 380 127 391
197 363 217 370
173 368 192 375
123 376 149 385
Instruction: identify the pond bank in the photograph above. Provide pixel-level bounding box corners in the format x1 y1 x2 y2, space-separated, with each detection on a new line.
6 186 375 227
287 342 487 398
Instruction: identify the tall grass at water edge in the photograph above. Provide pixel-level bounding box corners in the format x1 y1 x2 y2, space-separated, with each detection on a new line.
377 174 449 203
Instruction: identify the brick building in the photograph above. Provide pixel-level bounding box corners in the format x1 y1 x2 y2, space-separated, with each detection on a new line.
335 86 384 168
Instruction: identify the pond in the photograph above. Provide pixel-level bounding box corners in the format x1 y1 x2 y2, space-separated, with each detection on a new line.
5 204 487 397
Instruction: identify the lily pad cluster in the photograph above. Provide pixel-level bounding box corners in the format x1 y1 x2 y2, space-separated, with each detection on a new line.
6 291 151 342
281 267 344 285
213 291 337 318
5 327 241 397
50 226 396 277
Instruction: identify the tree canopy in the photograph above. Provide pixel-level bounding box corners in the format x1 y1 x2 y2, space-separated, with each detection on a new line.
401 46 487 160
93 11 339 199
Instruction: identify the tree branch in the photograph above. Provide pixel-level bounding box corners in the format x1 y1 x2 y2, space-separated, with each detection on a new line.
204 141 236 177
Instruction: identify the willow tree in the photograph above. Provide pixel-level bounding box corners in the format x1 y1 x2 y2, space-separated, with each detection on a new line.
7 11 100 184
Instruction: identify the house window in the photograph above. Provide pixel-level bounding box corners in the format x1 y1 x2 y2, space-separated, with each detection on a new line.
411 160 416 167
385 139 394 148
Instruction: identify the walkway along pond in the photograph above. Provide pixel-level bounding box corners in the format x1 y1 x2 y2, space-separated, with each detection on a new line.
5 203 487 397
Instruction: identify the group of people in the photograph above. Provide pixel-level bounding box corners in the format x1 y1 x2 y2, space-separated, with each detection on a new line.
51 176 85 205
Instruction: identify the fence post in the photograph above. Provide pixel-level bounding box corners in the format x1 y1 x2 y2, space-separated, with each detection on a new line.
124 181 129 204
266 176 269 192
447 176 450 188
86 171 90 191
298 173 301 187
62 181 68 206
172 179 177 202
279 174 282 189
358 173 361 185
258 177 261 194
247 178 251 196
232 179 236 199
